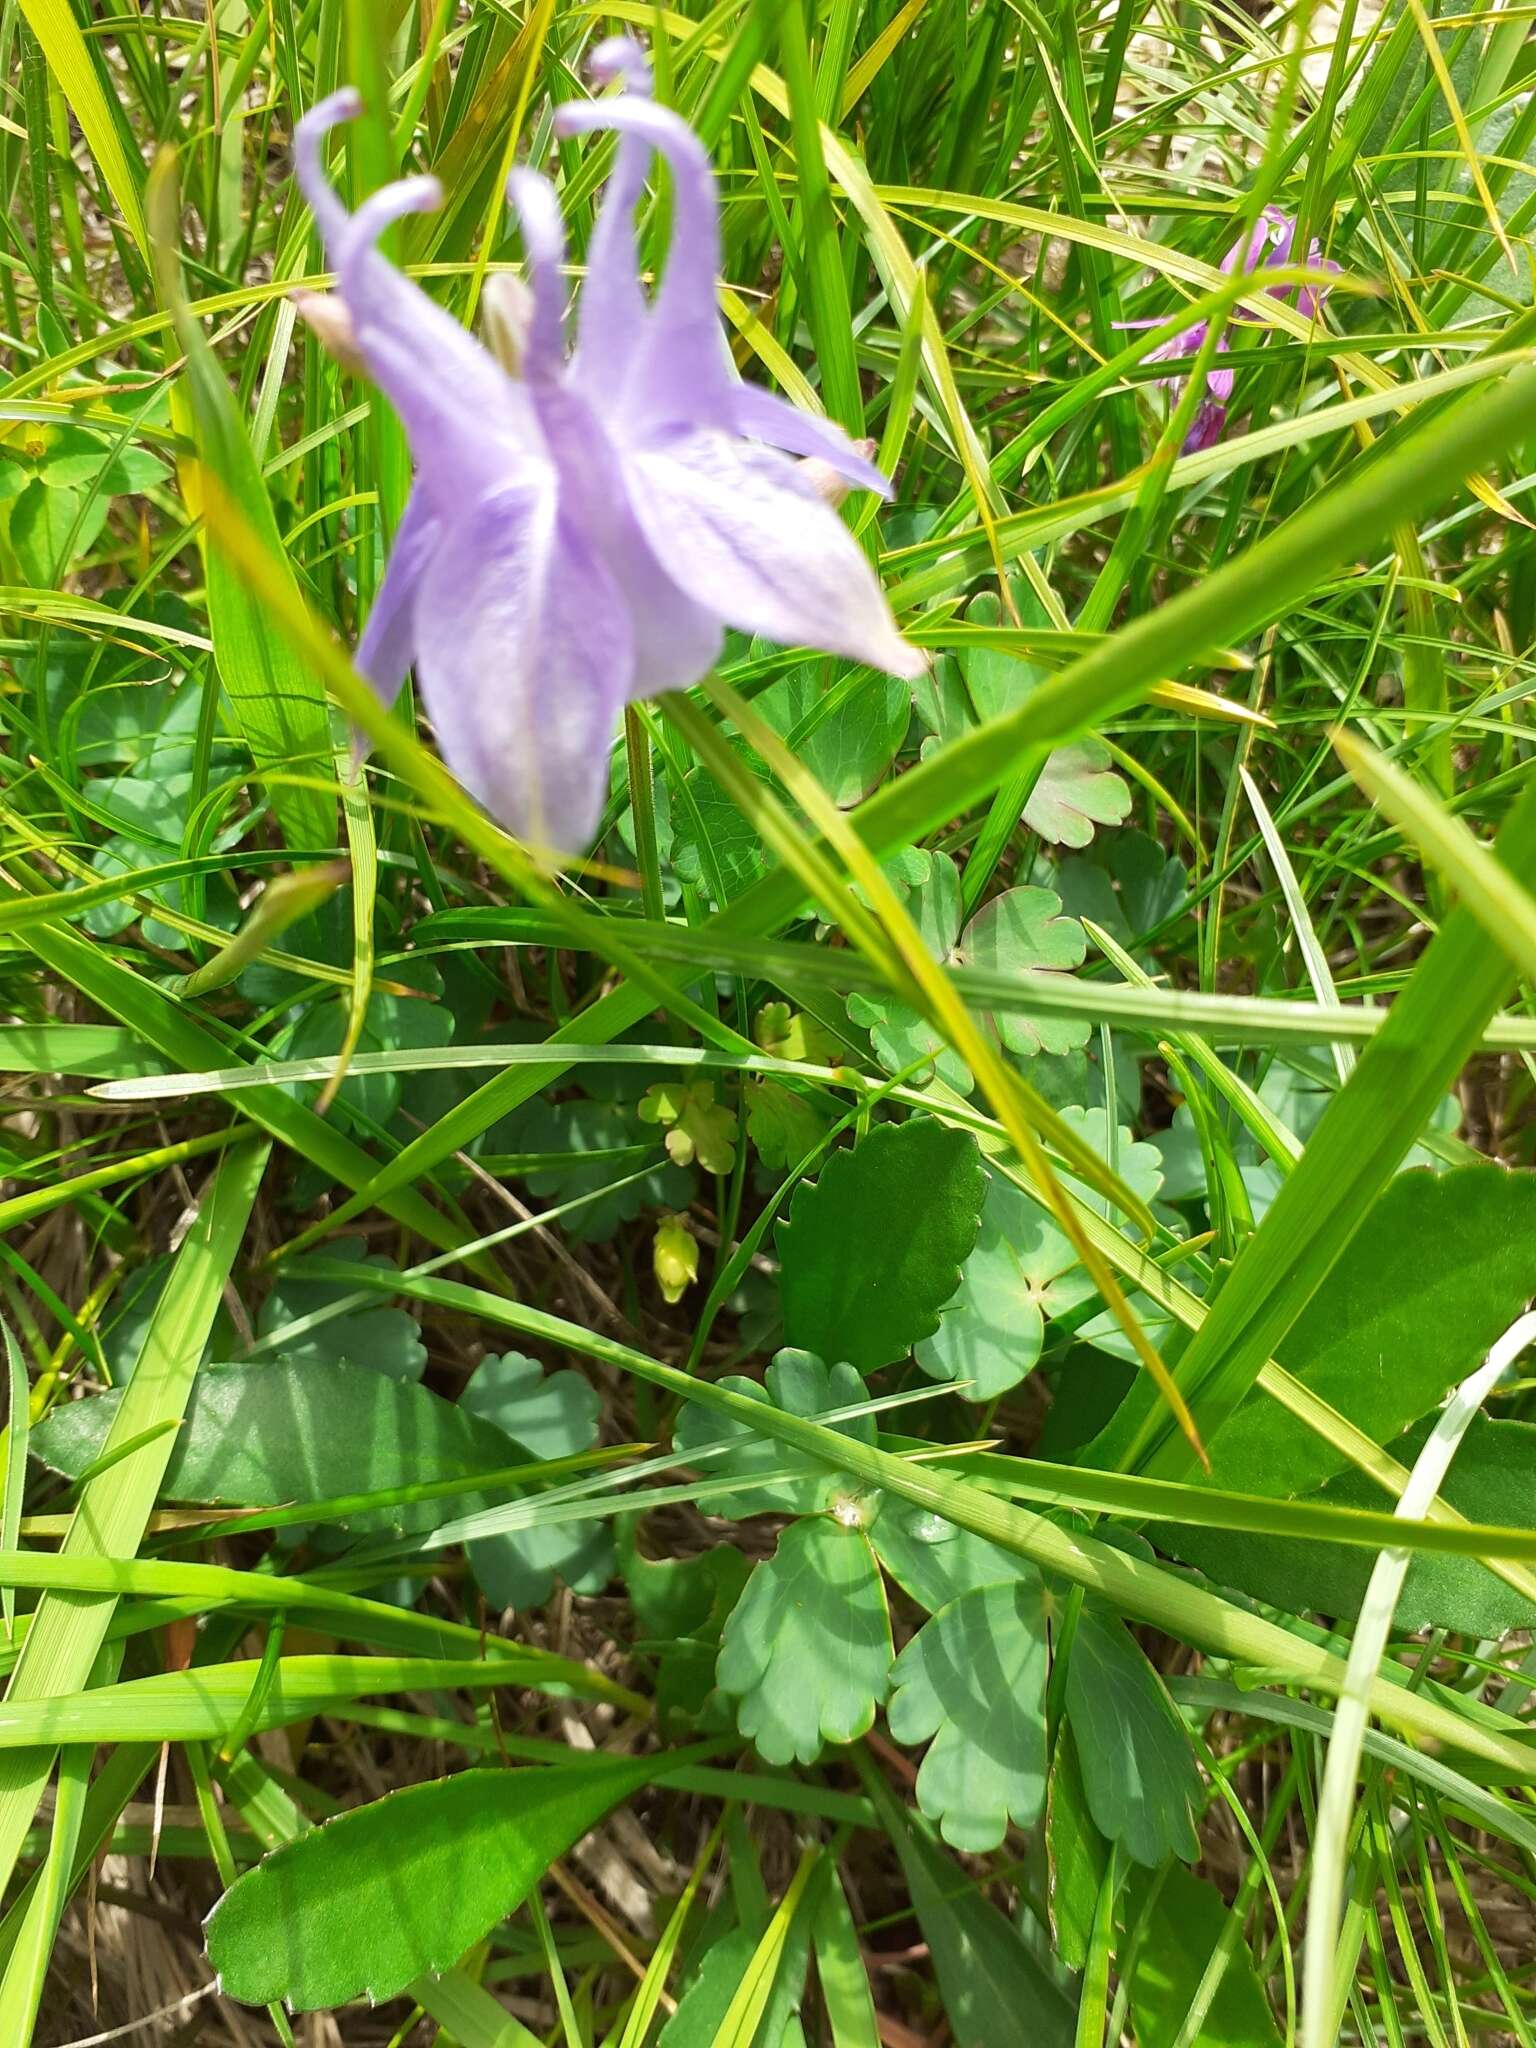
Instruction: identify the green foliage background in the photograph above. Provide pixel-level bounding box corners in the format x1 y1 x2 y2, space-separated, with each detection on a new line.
0 0 1534 2041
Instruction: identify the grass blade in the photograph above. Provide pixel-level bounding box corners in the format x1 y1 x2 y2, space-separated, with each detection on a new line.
1334 727 1536 984
0 1141 269 1931
1302 1312 1536 2048
0 1332 26 1645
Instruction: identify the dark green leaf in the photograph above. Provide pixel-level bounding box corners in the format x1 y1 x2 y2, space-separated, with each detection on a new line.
619 1518 750 1644
777 1119 986 1373
1052 830 1189 954
759 665 910 806
205 1758 658 2009
1123 1865 1280 2048
1044 1725 1111 1972
866 1776 1077 2048
1176 1415 1536 1634
469 1519 615 1611
1064 1601 1200 1867
671 763 771 900
1201 1166 1536 1498
9 477 108 583
30 1359 514 1536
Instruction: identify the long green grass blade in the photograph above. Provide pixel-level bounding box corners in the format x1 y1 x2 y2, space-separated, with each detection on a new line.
0 1140 268 1911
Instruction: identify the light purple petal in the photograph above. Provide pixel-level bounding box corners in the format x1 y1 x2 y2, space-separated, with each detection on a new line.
625 431 925 679
412 482 635 855
1297 244 1340 323
728 385 893 496
1183 400 1227 453
502 169 722 693
294 90 364 250
355 484 440 714
589 36 652 90
296 99 540 509
598 510 724 699
556 81 885 486
337 178 541 508
553 95 733 435
1148 321 1206 368
503 168 568 381
569 46 654 397
1222 205 1295 278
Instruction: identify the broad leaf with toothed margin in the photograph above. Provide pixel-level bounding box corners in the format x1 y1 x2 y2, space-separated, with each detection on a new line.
888 1579 1052 1851
716 1515 892 1765
671 1348 875 1518
1023 740 1132 848
777 1118 986 1373
872 1498 1036 1613
1064 1599 1200 1867
258 1239 427 1383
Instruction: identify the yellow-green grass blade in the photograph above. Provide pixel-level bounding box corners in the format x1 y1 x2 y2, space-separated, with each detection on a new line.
617 1817 723 2048
0 1140 267 1905
0 1742 91 2046
0 1654 569 1750
4 862 489 1271
1117 766 1536 1482
813 1862 881 2048
149 152 337 854
711 1847 822 2048
1334 727 1536 984
884 351 1536 608
0 1330 26 1642
0 1553 643 1706
0 1130 236 1241
15 0 148 254
317 745 380 1113
170 859 350 1000
1241 764 1356 1086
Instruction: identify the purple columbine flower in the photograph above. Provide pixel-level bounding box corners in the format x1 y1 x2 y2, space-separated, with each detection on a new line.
294 39 923 856
1138 205 1339 454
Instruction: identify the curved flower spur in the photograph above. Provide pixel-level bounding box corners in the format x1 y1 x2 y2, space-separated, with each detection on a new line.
294 39 924 859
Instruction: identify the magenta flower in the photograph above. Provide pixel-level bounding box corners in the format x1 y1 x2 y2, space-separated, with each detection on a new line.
294 40 921 856
1137 206 1339 454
